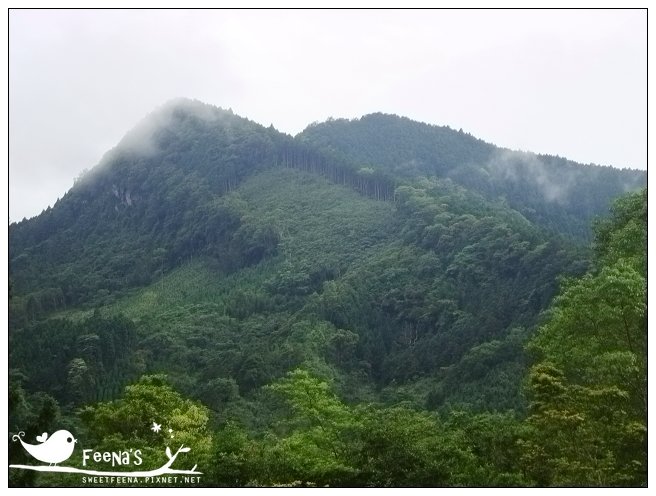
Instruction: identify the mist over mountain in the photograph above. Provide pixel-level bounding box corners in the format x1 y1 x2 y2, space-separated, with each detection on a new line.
8 99 646 487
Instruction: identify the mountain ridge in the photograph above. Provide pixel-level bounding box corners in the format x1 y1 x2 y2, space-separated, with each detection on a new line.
11 98 644 226
298 110 645 238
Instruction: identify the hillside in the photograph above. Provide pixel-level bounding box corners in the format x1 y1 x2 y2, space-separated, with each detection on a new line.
299 113 645 239
8 99 646 487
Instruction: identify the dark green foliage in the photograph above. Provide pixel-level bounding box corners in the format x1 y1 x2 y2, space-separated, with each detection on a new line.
9 312 138 406
8 372 69 487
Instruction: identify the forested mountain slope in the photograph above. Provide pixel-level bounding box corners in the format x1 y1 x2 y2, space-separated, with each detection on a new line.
299 113 645 239
8 99 646 487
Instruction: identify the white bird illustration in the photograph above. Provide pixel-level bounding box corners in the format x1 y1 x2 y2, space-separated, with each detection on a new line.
12 430 77 465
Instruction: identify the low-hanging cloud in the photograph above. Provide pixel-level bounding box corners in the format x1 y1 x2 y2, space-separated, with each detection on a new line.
115 98 224 158
485 149 574 204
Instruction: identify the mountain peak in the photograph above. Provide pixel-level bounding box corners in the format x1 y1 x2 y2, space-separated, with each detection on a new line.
114 98 235 156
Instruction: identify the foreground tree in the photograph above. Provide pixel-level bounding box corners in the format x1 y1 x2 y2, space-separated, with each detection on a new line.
521 190 646 486
80 375 213 473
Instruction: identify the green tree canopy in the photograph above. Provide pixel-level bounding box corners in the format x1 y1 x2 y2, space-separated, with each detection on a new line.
522 189 646 487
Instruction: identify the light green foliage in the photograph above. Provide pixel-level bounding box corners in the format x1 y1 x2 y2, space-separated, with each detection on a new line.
522 190 646 486
208 369 528 487
263 369 360 484
80 375 213 472
594 188 646 271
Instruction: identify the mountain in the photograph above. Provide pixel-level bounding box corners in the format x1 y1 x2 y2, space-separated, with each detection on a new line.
298 113 645 240
8 99 646 487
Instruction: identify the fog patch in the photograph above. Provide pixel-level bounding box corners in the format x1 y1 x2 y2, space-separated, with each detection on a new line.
68 98 231 193
486 149 574 204
114 97 225 157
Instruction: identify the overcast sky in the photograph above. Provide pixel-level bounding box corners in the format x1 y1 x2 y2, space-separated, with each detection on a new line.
8 8 647 222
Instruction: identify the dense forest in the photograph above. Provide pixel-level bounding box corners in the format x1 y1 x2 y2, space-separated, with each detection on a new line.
8 99 646 487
